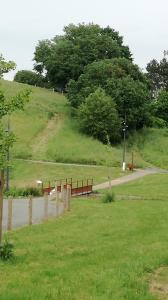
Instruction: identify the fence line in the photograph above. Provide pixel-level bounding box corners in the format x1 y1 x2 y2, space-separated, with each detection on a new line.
3 186 71 232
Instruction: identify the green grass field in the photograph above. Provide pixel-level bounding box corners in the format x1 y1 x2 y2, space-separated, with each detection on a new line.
112 173 168 200
9 160 126 188
1 80 168 299
1 174 168 299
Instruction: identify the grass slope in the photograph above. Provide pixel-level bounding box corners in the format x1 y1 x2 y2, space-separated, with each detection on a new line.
130 128 168 170
0 80 123 166
0 80 149 168
2 175 168 299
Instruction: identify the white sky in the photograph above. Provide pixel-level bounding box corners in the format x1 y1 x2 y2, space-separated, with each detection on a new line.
1 0 168 80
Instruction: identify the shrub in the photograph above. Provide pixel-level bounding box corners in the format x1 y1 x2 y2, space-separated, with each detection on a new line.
0 239 14 261
5 187 42 197
78 88 121 144
102 191 115 203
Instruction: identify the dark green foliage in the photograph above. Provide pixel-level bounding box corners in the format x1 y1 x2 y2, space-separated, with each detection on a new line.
68 58 151 132
0 55 16 78
5 187 42 197
67 58 148 107
0 239 14 260
78 88 121 144
14 70 49 88
146 57 168 93
106 76 151 130
153 90 168 124
34 23 132 88
102 190 115 203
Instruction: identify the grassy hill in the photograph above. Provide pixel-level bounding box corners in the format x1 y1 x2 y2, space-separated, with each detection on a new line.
1 80 122 166
1 79 168 188
130 128 168 169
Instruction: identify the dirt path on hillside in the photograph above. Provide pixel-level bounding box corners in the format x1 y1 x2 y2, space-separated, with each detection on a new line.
93 168 166 190
31 114 62 158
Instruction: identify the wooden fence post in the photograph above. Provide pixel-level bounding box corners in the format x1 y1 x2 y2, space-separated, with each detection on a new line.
55 183 59 217
56 190 59 216
66 185 71 211
61 184 64 202
28 196 33 226
44 193 48 220
63 187 67 211
7 197 13 231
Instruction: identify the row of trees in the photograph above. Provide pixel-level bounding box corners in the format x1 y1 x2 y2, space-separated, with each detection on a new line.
14 23 168 143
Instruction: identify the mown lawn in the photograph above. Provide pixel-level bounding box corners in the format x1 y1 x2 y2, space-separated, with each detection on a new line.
112 173 168 200
1 176 168 299
10 160 126 188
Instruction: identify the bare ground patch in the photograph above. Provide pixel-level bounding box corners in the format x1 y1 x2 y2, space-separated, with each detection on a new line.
149 267 168 299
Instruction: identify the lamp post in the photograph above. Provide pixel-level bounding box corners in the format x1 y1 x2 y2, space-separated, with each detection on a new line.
122 115 128 171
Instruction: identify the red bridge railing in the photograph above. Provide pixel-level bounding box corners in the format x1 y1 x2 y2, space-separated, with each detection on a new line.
42 178 93 196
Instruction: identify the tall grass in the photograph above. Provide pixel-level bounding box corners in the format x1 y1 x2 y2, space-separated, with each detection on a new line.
130 128 168 169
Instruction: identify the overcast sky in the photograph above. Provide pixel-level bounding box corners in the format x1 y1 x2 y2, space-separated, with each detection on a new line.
1 0 168 80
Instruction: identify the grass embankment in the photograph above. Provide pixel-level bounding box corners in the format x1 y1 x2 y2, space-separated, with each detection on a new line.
1 174 168 299
130 128 168 170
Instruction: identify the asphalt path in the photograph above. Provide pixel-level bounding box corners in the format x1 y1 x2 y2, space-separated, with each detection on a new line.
93 168 167 190
3 167 167 231
2 197 64 231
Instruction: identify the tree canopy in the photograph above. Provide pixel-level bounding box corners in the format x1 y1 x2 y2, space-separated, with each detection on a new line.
146 57 168 93
67 58 151 131
0 55 16 78
0 57 31 170
33 23 132 89
14 70 49 88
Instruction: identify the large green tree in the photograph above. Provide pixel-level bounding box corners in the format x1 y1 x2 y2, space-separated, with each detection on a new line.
33 23 132 89
0 57 31 243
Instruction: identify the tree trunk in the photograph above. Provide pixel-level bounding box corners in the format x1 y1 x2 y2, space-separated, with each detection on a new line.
0 170 4 244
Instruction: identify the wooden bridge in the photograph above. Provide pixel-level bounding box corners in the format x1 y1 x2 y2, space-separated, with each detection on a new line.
42 178 93 197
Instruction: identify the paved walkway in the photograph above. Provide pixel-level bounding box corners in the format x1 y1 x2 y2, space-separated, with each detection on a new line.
93 168 161 190
2 197 64 231
3 167 168 231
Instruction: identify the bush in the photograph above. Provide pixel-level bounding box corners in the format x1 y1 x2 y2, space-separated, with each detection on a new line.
78 88 121 144
102 191 115 203
0 239 14 261
5 187 42 197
